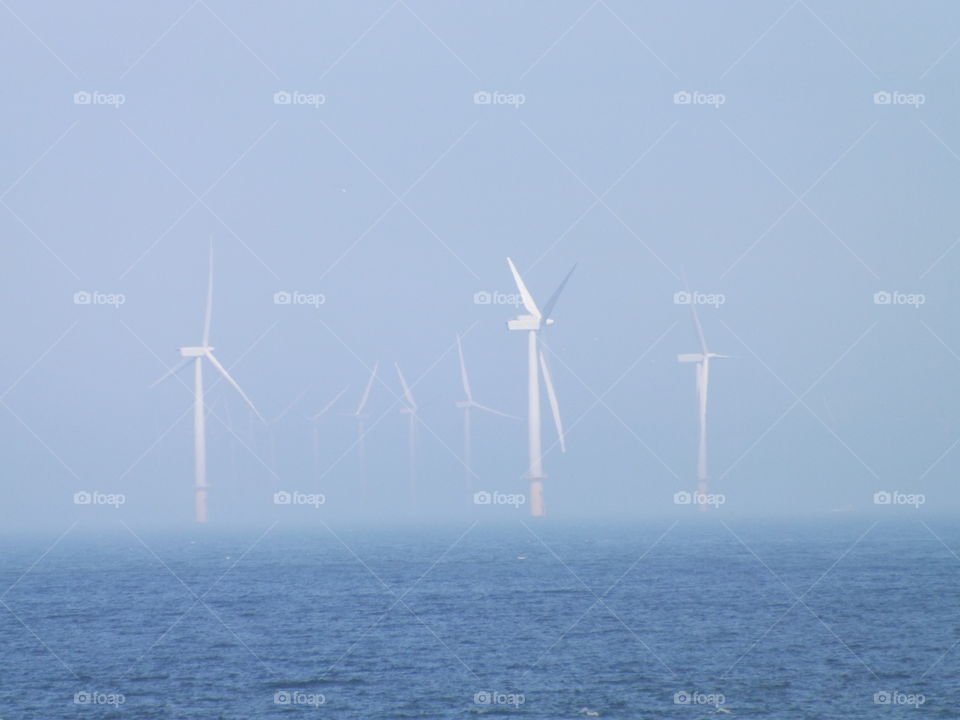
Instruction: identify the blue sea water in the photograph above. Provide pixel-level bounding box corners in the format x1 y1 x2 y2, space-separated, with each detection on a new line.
1 518 958 718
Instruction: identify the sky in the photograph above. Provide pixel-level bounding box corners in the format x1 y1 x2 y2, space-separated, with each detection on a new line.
1 0 959 527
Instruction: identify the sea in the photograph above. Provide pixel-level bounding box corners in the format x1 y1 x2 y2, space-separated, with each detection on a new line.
1 517 958 718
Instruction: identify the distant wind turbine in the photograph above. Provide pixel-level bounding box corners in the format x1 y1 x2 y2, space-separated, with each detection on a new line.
455 334 516 487
151 242 263 523
307 387 348 478
345 363 378 494
677 303 730 510
395 363 419 503
506 257 577 517
266 385 311 471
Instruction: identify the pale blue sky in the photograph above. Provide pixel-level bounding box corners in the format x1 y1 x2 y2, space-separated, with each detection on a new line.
2 1 959 525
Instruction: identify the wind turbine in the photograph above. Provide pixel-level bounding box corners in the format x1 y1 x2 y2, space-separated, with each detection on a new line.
266 385 311 471
152 243 263 523
677 304 730 510
345 363 378 494
395 363 419 503
307 387 348 479
505 257 577 517
455 334 515 487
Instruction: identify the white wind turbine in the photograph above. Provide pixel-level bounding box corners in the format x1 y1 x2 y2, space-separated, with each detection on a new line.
455 334 516 487
395 363 419 503
677 304 730 509
345 363 378 494
506 257 577 517
307 387 348 478
152 243 263 523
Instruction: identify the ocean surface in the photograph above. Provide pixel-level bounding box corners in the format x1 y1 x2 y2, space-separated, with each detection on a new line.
1 518 958 718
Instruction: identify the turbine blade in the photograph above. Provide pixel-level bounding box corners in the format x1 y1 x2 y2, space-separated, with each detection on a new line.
691 302 707 355
308 387 348 421
202 239 213 346
270 385 311 424
539 349 565 453
149 358 192 388
205 351 263 422
470 402 519 420
506 257 541 319
542 263 577 321
356 362 378 415
456 334 472 401
395 363 417 411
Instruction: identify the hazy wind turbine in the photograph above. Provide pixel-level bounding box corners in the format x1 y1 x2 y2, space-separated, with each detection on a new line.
266 385 311 470
395 363 419 503
345 363 378 493
677 304 730 509
151 243 264 523
505 258 577 517
455 334 516 487
307 387 348 477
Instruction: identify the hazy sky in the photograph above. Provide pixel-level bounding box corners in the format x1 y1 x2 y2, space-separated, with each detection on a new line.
2 1 959 526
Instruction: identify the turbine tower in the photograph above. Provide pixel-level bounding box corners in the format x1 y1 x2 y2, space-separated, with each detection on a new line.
152 242 263 523
307 387 348 479
455 334 515 488
677 304 730 510
345 363 378 495
505 257 576 517
395 363 418 504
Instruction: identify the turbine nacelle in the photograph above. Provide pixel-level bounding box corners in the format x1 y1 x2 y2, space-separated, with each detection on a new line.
507 315 543 331
180 346 212 357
